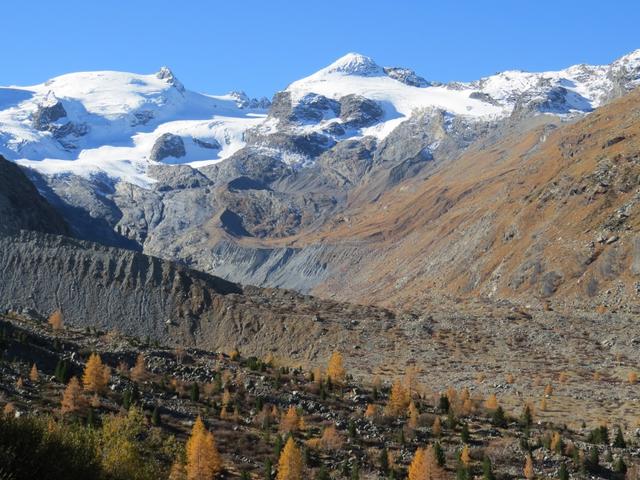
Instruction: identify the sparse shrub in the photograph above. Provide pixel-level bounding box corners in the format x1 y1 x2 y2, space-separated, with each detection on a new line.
492 406 507 428
482 456 495 480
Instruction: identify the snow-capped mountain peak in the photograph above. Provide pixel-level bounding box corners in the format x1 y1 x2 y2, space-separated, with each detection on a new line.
1 48 640 189
156 66 185 92
318 52 384 77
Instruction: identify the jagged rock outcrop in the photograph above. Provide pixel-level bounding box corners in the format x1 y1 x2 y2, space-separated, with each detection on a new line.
32 97 67 131
383 67 430 87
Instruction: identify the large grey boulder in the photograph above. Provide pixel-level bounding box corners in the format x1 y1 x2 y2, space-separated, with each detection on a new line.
339 94 383 128
150 133 186 162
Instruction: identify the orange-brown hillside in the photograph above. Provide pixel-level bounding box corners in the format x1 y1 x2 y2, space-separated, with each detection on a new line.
303 89 640 309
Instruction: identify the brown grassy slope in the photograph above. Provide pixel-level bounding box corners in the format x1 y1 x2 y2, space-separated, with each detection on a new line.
308 89 640 309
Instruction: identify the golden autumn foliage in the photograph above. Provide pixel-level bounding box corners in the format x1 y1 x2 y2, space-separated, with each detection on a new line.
83 353 111 394
386 380 410 416
408 447 427 480
222 389 232 408
327 351 346 385
432 416 442 437
484 394 498 410
461 398 474 416
277 437 304 480
550 432 562 452
524 455 534 480
408 401 420 429
3 402 15 417
408 445 446 480
61 376 84 415
365 403 378 418
539 397 547 412
169 461 187 480
628 372 638 385
460 445 471 466
280 406 301 433
544 384 554 396
446 386 458 405
29 363 39 382
48 309 64 330
130 354 147 382
315 425 344 450
186 416 222 480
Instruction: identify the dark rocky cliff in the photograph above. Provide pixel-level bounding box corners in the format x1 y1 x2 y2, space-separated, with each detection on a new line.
0 156 69 235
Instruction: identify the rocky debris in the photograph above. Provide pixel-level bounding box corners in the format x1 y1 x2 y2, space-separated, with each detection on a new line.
150 133 186 162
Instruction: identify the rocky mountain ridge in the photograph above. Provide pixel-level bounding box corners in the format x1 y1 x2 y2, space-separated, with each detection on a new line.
2 49 640 308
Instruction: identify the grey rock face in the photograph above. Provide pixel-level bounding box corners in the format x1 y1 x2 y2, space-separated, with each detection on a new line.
373 112 437 169
0 229 395 358
229 91 271 109
469 91 501 106
317 137 377 186
32 100 67 131
193 138 221 150
0 229 239 346
269 92 340 125
0 156 69 235
150 133 186 162
148 164 212 192
244 129 335 159
339 94 383 128
26 170 142 250
384 67 430 87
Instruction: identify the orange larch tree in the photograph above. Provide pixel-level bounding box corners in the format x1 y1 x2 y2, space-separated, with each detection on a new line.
82 353 110 394
327 351 346 385
186 416 222 480
276 437 303 480
61 376 84 415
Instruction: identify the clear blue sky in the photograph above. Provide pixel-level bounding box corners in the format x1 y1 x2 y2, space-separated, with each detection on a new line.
4 0 639 97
